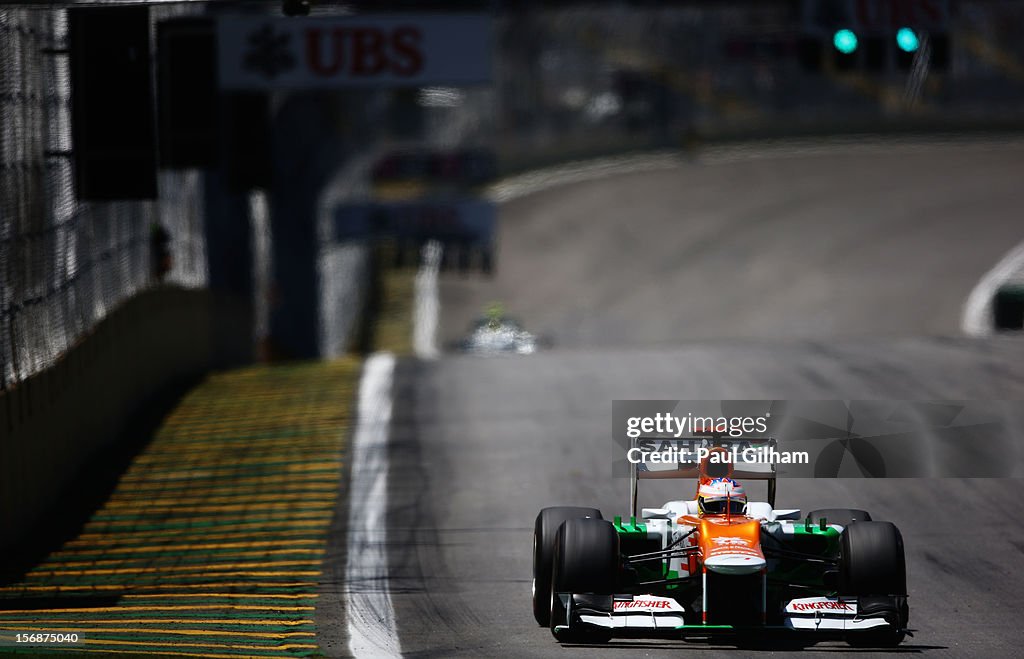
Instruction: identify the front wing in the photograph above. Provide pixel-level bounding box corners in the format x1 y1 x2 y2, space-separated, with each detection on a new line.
556 593 906 640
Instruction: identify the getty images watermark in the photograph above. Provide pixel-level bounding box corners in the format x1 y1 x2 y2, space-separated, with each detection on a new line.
625 412 809 466
611 400 1023 479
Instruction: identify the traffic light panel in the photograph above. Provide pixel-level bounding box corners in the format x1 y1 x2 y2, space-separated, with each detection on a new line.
798 28 949 74
833 28 858 54
832 28 858 71
896 27 920 53
895 27 919 69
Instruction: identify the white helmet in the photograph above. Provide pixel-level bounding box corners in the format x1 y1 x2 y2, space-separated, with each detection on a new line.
697 477 747 515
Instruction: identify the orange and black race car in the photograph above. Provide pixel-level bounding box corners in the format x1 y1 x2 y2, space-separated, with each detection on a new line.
532 442 909 648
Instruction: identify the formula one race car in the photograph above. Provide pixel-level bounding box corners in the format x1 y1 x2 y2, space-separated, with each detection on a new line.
457 304 539 355
458 315 537 354
532 439 909 647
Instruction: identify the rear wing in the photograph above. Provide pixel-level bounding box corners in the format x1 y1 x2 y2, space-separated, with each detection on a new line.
629 436 779 517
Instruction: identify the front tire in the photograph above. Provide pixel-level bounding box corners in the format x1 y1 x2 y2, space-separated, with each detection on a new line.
532 507 602 625
549 517 617 644
840 521 908 648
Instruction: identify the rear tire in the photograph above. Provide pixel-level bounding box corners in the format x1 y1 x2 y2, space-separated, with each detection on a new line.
840 521 908 648
532 507 601 626
807 508 872 527
549 517 617 644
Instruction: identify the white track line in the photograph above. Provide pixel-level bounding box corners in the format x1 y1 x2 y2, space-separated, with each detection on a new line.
487 151 682 203
346 352 401 658
413 241 442 360
962 241 1024 336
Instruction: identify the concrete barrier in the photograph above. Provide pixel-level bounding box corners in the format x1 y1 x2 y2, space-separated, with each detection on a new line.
0 286 224 559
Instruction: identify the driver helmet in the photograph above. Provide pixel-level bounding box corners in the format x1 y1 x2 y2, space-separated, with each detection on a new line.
697 477 747 515
485 302 505 330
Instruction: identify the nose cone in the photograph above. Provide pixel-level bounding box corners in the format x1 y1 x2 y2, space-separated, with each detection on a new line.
704 552 766 575
698 517 765 575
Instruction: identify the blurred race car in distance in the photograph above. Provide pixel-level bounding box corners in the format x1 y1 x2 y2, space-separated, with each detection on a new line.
533 440 909 648
371 147 498 188
457 304 539 355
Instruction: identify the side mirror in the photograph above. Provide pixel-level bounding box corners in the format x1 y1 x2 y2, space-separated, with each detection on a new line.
773 509 802 520
641 508 673 520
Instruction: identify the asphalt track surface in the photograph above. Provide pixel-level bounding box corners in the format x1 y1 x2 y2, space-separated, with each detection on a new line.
352 141 1024 658
442 142 1024 346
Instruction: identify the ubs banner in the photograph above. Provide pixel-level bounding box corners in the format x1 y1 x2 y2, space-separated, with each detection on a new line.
217 14 492 89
